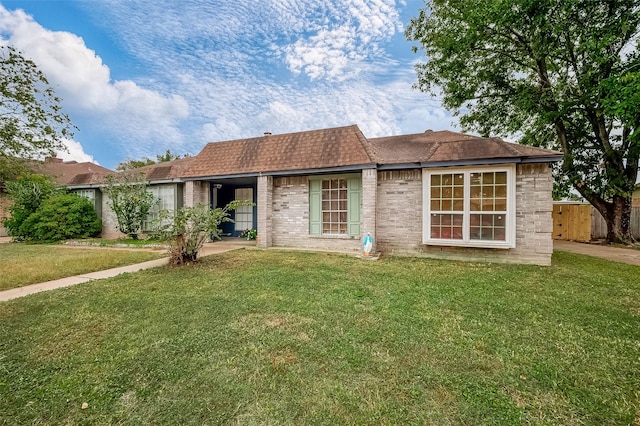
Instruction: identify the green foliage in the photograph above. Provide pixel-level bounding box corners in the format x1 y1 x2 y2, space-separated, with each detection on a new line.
19 193 101 242
406 0 640 242
115 149 190 171
240 228 258 240
0 46 76 181
103 173 157 240
3 174 56 240
154 201 248 265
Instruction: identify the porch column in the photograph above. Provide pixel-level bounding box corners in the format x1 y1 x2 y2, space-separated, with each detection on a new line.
257 175 273 248
361 168 377 253
184 181 209 208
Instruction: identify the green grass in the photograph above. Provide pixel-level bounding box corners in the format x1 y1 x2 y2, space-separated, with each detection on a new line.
0 250 638 425
0 243 165 290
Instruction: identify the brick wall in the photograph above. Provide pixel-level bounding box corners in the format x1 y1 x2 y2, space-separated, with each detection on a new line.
271 175 361 252
100 192 127 239
376 169 423 253
257 175 273 248
361 168 377 253
184 181 209 207
375 164 554 266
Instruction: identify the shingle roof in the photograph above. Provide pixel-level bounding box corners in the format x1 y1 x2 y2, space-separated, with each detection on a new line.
186 125 373 178
127 156 194 181
37 159 113 185
365 130 562 165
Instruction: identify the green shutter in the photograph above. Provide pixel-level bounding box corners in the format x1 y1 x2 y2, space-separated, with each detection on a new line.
347 177 361 236
309 179 322 235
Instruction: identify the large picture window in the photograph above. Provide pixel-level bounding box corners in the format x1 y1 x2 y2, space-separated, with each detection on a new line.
423 166 515 248
309 175 361 236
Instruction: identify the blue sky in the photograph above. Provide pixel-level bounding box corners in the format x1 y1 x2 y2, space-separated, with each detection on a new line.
0 0 455 169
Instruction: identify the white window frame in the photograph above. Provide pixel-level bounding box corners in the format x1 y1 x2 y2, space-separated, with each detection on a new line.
422 165 516 249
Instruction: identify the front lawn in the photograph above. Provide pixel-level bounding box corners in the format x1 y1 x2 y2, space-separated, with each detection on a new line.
0 243 165 290
0 251 638 424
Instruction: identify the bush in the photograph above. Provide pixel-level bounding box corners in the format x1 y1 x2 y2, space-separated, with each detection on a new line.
154 201 249 265
103 173 157 240
20 193 102 242
3 175 56 240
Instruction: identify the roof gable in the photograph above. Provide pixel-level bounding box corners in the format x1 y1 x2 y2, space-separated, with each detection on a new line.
186 125 373 178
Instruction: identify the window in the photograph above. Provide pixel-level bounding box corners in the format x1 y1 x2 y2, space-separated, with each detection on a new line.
423 166 515 248
322 178 348 234
309 175 361 236
145 184 176 230
73 189 101 218
74 189 95 203
234 188 253 231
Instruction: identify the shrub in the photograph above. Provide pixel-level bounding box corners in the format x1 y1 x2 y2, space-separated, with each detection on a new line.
103 173 157 240
3 175 56 240
154 201 250 265
20 193 102 242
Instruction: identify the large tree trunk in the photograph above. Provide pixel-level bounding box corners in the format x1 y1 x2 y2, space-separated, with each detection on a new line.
593 195 634 244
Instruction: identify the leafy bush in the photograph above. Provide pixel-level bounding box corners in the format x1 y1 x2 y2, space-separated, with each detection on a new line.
20 193 102 242
103 173 157 240
3 175 56 240
154 201 249 265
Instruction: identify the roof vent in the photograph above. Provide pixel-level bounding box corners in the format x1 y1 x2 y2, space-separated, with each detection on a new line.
424 129 433 134
264 131 272 136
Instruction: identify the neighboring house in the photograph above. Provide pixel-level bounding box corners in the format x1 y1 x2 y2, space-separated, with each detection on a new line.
39 158 113 220
633 184 640 207
0 158 112 236
79 125 560 265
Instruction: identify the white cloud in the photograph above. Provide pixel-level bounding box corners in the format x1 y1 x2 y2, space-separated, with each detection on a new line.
56 138 98 164
0 0 457 167
281 0 401 81
0 5 189 160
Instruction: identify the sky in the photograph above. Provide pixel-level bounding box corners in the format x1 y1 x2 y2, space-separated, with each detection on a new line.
0 0 456 169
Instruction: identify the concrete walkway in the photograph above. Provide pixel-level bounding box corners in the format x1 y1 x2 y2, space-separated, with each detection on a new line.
0 239 255 302
553 240 640 266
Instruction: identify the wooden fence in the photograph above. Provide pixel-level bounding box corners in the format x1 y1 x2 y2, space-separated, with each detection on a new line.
552 203 592 241
552 202 640 240
591 206 640 240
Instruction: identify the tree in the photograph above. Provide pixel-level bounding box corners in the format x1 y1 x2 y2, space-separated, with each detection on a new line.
115 149 190 171
154 201 247 265
103 173 157 239
0 46 75 182
406 0 640 243
3 174 57 240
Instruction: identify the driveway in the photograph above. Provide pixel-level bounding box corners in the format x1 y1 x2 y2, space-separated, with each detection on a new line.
554 240 640 266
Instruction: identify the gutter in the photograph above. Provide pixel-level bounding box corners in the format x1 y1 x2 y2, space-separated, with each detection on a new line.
182 163 377 181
